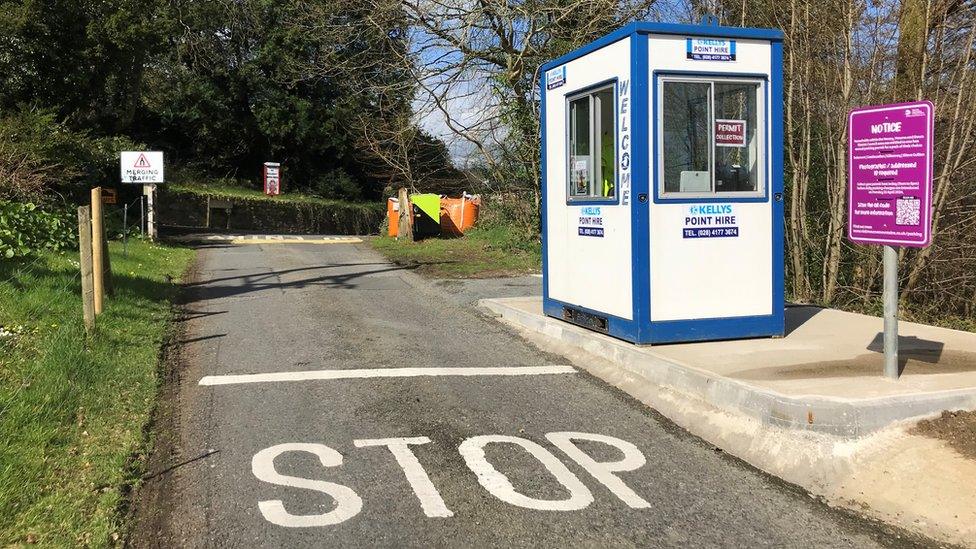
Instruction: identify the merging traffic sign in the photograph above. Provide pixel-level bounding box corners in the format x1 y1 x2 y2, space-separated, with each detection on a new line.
121 151 165 184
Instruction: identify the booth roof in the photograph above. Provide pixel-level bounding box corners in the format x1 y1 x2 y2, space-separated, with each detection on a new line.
539 21 784 73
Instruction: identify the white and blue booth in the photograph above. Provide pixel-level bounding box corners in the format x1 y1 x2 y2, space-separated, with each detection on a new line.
540 20 785 344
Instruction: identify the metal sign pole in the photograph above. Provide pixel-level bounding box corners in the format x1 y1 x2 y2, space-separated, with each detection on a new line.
123 203 128 258
883 245 899 379
145 184 157 241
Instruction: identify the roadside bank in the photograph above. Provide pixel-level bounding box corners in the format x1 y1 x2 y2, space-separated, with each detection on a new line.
0 240 195 546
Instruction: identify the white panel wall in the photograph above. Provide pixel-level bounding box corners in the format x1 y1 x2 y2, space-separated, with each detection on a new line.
545 38 633 320
646 35 773 321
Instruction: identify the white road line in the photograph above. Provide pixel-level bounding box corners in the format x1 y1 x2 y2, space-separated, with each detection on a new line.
199 365 576 386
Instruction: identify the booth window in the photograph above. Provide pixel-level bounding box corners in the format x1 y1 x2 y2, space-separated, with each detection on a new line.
568 85 615 200
660 78 763 197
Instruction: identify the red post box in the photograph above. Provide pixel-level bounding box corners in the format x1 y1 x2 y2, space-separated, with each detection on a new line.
263 162 281 196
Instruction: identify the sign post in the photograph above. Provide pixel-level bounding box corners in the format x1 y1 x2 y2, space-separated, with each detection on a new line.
883 245 898 378
121 151 165 240
848 101 934 379
145 184 157 240
263 162 281 196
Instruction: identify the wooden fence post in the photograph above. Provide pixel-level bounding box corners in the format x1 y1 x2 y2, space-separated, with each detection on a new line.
397 187 413 241
78 206 95 333
91 187 104 315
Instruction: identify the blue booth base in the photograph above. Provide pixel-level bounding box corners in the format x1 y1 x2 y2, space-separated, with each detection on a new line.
543 297 785 345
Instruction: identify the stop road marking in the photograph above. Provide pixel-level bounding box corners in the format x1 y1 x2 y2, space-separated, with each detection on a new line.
459 435 593 511
354 437 453 518
252 443 362 528
251 431 649 527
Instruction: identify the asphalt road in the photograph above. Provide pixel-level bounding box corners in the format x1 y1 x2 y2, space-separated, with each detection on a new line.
133 239 928 548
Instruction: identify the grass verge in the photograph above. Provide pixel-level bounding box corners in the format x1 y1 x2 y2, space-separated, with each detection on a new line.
370 225 541 278
0 239 195 547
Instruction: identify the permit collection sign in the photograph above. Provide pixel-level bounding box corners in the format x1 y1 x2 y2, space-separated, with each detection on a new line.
847 101 934 247
715 119 746 147
121 151 164 184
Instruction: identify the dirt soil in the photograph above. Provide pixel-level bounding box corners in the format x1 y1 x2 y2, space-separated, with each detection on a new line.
125 254 204 547
911 410 976 461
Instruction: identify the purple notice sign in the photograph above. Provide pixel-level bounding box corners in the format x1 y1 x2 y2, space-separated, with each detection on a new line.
848 101 934 247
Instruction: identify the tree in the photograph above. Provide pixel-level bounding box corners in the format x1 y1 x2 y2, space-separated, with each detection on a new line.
384 0 658 223
138 0 392 198
723 0 976 320
0 0 163 134
0 0 451 202
286 0 465 196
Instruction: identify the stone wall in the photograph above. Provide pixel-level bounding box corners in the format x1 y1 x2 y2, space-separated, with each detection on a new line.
158 189 384 235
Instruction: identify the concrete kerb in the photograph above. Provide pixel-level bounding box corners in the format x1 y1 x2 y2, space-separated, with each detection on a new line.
479 296 976 438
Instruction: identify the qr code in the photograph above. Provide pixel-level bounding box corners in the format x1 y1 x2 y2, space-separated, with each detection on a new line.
896 196 921 226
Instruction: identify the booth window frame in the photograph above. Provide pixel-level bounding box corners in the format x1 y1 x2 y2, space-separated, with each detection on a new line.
565 79 619 205
655 74 767 201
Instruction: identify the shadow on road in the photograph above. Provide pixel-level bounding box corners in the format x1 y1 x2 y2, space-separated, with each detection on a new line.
141 449 220 481
184 263 417 303
165 333 226 347
183 263 393 287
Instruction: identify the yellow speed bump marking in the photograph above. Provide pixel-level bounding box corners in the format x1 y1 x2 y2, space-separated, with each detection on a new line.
230 236 363 245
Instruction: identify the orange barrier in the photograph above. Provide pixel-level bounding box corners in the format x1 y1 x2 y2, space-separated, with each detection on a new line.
388 194 481 237
440 195 480 236
387 198 401 237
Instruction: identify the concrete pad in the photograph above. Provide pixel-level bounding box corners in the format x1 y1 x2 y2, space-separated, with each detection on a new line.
480 296 976 437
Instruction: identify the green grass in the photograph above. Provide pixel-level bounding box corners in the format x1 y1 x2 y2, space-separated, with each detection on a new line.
370 224 541 278
169 181 379 211
0 240 195 547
